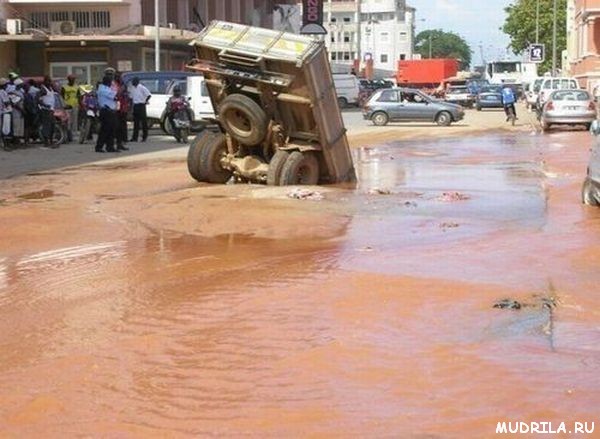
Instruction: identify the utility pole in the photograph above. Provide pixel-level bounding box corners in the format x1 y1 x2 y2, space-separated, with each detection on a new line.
536 0 540 43
552 0 557 75
429 33 432 58
154 0 160 72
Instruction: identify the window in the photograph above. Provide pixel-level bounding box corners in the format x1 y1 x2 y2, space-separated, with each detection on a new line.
377 90 398 102
29 10 111 29
331 52 337 60
399 31 407 40
331 17 337 23
380 54 389 63
343 17 351 23
401 91 428 104
343 32 350 42
399 54 406 60
331 34 336 43
343 52 351 60
380 31 389 42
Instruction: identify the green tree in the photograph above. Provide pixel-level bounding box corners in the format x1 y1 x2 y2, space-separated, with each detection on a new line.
415 29 472 69
503 0 567 74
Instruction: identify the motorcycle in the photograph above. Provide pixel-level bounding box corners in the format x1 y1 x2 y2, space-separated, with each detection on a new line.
166 96 192 143
79 90 99 144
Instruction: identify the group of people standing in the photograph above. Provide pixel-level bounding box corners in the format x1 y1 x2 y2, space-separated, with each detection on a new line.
0 73 64 147
94 67 151 153
0 67 153 152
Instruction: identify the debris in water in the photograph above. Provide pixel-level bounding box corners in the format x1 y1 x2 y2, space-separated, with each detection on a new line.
437 191 471 202
17 189 55 200
287 188 324 201
440 222 460 231
493 299 522 310
404 201 418 208
368 188 393 195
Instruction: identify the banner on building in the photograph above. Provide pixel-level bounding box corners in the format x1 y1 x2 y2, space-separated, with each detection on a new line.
300 0 326 35
274 4 302 33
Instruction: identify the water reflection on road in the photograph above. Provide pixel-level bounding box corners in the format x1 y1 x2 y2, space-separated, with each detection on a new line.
0 132 599 437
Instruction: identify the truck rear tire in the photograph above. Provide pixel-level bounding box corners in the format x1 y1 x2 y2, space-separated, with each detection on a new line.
187 130 214 181
267 150 290 186
279 151 319 185
337 97 348 108
199 133 232 183
219 94 268 146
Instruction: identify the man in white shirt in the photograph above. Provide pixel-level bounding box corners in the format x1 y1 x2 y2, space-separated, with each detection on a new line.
38 76 58 147
128 77 151 142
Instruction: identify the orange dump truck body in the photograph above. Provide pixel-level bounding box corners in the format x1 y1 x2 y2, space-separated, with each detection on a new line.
396 59 459 86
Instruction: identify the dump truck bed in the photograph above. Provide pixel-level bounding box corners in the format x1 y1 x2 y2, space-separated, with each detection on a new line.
188 21 355 184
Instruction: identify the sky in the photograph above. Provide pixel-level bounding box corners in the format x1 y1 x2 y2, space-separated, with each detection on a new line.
409 0 514 65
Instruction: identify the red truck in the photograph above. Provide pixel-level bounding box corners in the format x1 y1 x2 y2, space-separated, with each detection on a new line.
395 59 459 88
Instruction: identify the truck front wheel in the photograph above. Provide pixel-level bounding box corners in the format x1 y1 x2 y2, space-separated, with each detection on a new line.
199 133 232 183
187 131 215 181
279 151 320 185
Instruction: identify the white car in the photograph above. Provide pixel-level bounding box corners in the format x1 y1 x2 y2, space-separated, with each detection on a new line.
582 120 600 205
537 77 580 111
333 73 360 108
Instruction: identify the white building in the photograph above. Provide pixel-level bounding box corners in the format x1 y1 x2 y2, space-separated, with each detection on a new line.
322 0 415 74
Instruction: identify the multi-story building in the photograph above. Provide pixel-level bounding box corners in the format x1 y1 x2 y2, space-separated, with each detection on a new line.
323 0 415 74
566 0 600 90
0 0 294 82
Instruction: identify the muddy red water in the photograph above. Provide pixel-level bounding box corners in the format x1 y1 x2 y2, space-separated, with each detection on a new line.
1 132 599 437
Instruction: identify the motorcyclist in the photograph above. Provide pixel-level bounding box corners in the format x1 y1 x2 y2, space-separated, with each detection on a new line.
501 84 517 122
166 85 190 142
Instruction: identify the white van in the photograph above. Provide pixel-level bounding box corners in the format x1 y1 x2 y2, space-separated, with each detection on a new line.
165 76 215 131
332 74 360 108
537 77 580 109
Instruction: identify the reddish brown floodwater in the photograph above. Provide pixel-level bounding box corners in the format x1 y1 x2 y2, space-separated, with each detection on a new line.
1 132 599 437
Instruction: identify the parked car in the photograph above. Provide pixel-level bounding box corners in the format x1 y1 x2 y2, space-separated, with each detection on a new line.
475 85 503 111
582 120 600 205
121 71 200 131
444 86 475 107
333 74 360 108
540 89 596 131
536 77 579 112
363 88 465 126
164 76 215 133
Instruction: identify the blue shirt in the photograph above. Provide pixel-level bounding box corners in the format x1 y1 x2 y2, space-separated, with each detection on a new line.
97 84 117 110
501 87 515 105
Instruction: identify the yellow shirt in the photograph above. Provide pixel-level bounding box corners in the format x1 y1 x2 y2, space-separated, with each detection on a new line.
62 84 79 107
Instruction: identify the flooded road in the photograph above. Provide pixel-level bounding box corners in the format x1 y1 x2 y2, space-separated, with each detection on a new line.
1 132 599 437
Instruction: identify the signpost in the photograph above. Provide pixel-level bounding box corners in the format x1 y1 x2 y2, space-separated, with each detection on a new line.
529 44 545 63
300 0 326 35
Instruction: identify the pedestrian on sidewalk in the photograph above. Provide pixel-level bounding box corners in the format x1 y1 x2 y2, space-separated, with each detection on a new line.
129 77 151 142
62 74 80 142
114 72 129 151
95 75 118 153
38 76 58 148
23 79 40 145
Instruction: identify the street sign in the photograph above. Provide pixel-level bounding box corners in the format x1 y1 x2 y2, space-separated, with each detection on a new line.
300 0 326 35
529 44 545 63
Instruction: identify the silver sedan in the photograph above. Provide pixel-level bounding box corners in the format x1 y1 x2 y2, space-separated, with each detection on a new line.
541 89 596 131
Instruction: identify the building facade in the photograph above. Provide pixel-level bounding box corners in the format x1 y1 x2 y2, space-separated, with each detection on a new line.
566 0 600 90
323 0 415 74
0 0 294 82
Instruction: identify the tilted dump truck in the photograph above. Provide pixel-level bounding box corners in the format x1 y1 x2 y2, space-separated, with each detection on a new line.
186 21 356 185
